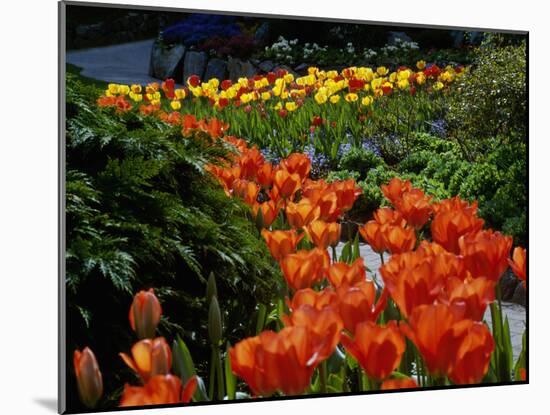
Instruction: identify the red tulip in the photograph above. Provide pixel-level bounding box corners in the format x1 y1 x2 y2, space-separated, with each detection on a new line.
287 287 337 311
381 177 412 206
285 198 321 229
306 220 341 249
272 169 301 201
281 153 311 179
253 200 280 228
129 289 162 339
394 189 433 229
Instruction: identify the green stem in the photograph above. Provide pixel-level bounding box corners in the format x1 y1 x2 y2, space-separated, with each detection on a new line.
215 346 225 400
320 361 328 394
331 245 338 263
208 346 216 400
490 302 500 371
379 252 385 265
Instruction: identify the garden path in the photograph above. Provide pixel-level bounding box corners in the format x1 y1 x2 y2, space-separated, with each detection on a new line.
66 39 158 85
333 242 527 361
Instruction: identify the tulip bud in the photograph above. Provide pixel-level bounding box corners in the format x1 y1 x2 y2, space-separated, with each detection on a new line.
74 347 103 408
129 289 162 339
208 296 223 346
206 272 218 304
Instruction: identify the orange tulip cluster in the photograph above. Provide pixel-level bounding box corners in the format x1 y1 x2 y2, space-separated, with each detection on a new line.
226 173 527 395
74 290 198 408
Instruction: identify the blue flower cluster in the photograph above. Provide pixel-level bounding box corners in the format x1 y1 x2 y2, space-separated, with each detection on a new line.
429 118 448 138
303 144 331 178
161 14 241 46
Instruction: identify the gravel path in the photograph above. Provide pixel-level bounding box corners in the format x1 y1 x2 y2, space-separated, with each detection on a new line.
66 39 158 85
333 242 527 361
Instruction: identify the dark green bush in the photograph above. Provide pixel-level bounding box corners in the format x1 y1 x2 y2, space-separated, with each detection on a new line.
65 75 279 409
338 147 384 179
446 41 526 159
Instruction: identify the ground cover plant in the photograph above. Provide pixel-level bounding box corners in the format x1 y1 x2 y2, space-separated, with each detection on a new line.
66 25 527 412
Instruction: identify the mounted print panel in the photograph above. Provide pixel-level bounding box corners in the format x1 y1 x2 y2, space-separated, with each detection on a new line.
59 1 528 413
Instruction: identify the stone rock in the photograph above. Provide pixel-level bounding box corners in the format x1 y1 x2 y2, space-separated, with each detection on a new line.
511 282 526 306
294 63 310 73
227 58 257 81
203 58 227 81
499 270 519 301
258 60 275 73
182 51 208 83
149 41 186 82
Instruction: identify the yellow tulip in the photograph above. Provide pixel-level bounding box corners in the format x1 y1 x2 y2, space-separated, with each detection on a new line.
330 95 340 104
261 91 271 101
174 88 186 100
285 101 297 112
389 72 398 83
274 102 283 110
170 100 181 110
108 84 120 95
398 69 412 80
131 84 142 94
345 93 359 102
416 60 426 70
326 70 338 79
208 78 220 89
416 72 426 85
377 66 389 76
308 67 319 75
397 79 410 90
240 93 253 104
283 73 295 83
433 81 444 91
129 92 143 102
314 90 328 105
361 96 374 106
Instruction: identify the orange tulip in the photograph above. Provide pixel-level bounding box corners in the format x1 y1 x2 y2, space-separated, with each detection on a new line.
253 200 280 227
441 276 495 321
256 162 274 188
359 208 406 253
373 207 406 226
327 257 366 287
232 179 259 206
509 246 527 286
459 230 513 282
287 287 337 311
272 169 301 201
381 177 412 206
400 303 493 381
119 337 171 382
380 248 464 318
306 220 341 249
448 322 495 385
431 199 484 254
330 179 362 212
74 347 103 408
120 374 183 407
315 191 340 222
359 221 386 253
381 377 418 390
281 153 311 179
341 321 405 380
286 198 321 229
380 224 416 254
129 289 162 339
280 248 329 291
394 189 433 229
238 147 264 180
336 281 387 333
282 304 343 361
261 229 304 261
230 326 321 396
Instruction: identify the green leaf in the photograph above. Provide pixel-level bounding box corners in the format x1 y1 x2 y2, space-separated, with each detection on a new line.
224 343 236 400
256 303 267 335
